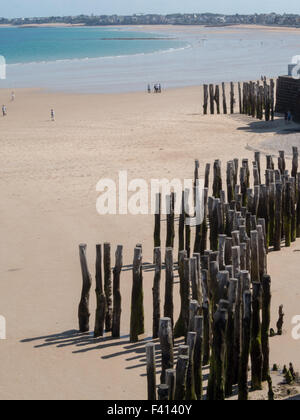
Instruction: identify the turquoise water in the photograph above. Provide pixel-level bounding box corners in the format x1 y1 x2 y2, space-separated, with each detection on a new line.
1 26 300 93
0 27 186 64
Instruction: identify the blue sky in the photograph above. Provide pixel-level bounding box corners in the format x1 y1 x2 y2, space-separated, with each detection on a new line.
1 0 300 19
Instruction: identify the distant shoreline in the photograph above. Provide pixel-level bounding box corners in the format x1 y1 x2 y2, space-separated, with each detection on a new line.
1 23 300 32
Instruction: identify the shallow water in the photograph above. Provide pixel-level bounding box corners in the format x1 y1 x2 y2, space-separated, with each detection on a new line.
1 26 300 93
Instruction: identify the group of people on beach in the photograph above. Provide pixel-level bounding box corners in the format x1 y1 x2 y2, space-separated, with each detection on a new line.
2 90 56 121
147 83 162 94
2 91 14 116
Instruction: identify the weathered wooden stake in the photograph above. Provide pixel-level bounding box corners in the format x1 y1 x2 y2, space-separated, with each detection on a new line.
186 332 197 400
159 318 174 384
174 355 189 400
164 248 174 328
78 244 92 333
251 282 263 390
146 343 157 401
262 274 271 382
112 245 123 338
130 247 144 342
94 244 107 337
104 243 112 332
238 290 252 400
153 247 162 339
166 369 176 401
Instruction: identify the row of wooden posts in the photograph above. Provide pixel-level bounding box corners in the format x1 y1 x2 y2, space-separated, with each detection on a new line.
203 79 275 122
77 146 299 400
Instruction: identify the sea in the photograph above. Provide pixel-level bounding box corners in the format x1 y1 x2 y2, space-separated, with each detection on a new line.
0 25 300 93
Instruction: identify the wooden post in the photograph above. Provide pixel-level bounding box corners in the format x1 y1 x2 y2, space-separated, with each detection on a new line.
185 189 191 257
202 270 211 366
262 275 271 382
238 290 252 400
188 300 200 332
194 316 203 400
284 181 292 247
225 237 233 265
112 245 123 338
238 82 242 114
297 174 300 237
278 150 286 175
274 182 283 250
225 278 237 397
222 82 227 114
158 384 169 401
292 147 299 179
94 244 107 338
230 82 234 114
159 318 174 384
255 152 261 184
174 356 189 400
153 247 162 339
257 225 267 280
78 244 92 333
164 248 174 328
166 369 176 401
232 246 240 278
130 247 144 342
104 243 112 332
251 282 263 390
186 332 197 400
174 254 190 339
178 191 185 255
213 159 222 199
207 308 228 400
154 193 161 248
277 304 284 336
250 231 260 283
146 343 157 401
203 84 208 115
200 188 209 254
191 254 202 304
215 85 220 114
209 84 215 114
205 163 211 189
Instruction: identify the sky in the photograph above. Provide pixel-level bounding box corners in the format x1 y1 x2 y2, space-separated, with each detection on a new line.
1 0 300 19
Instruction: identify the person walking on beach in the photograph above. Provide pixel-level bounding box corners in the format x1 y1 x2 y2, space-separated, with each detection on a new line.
51 109 55 122
2 105 7 117
11 91 15 102
147 84 151 94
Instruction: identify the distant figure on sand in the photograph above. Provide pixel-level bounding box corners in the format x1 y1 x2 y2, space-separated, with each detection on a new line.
11 91 15 101
51 109 55 121
2 105 7 116
147 84 151 94
154 83 162 93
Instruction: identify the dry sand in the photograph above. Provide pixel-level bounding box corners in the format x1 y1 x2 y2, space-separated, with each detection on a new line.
0 86 299 400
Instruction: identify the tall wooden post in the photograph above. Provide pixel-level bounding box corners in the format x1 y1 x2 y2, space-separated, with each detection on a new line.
78 244 92 333
130 247 144 342
146 343 157 401
238 290 252 400
159 318 174 384
262 275 271 382
112 245 123 338
164 248 174 328
104 243 112 332
251 282 263 390
94 244 107 337
153 247 162 339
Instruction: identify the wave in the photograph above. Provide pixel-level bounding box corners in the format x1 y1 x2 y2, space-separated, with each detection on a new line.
7 43 192 67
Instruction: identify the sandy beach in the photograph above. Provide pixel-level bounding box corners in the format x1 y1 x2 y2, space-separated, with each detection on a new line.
0 85 299 400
